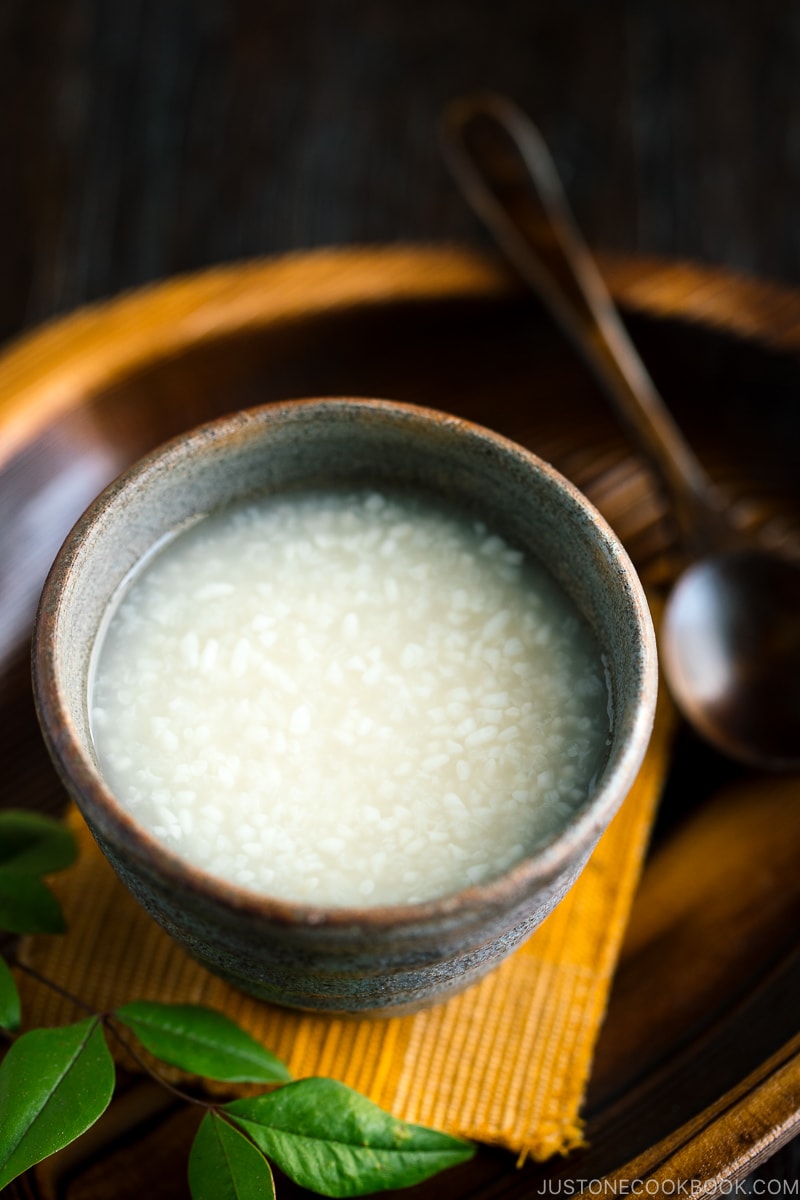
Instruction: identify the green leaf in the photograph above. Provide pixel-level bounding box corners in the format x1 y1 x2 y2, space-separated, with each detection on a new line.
226 1078 474 1197
0 871 66 934
0 810 77 876
0 956 20 1031
0 1017 115 1190
189 1111 275 1200
113 1001 291 1084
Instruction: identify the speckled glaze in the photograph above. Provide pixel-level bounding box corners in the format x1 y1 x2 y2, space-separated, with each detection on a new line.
32 397 657 1014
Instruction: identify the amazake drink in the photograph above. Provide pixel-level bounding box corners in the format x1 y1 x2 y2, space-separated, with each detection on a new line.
90 488 610 907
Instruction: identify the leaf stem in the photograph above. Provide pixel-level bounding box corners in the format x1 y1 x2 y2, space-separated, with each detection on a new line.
10 958 97 1016
103 1018 218 1110
7 954 216 1112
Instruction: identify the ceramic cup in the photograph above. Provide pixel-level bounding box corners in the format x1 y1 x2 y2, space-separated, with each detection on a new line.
32 397 657 1014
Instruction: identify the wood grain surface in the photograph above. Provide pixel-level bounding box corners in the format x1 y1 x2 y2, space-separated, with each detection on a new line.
3 1 800 346
1 245 799 1196
2 0 800 1188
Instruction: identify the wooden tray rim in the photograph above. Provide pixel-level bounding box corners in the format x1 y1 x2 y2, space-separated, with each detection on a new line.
2 243 800 468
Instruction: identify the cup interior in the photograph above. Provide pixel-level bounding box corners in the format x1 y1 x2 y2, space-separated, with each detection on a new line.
35 396 657 917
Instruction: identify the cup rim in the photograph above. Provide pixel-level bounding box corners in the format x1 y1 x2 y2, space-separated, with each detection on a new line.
33 395 658 931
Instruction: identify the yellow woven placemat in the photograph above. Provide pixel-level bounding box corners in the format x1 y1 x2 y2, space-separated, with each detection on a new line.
16 689 673 1162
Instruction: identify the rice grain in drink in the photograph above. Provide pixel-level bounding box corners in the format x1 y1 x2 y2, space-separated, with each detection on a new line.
90 488 610 907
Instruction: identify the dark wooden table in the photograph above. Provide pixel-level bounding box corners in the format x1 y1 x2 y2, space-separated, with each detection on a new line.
4 0 800 347
2 0 799 1188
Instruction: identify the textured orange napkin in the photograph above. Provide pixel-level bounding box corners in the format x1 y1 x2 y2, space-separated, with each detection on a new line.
17 688 673 1161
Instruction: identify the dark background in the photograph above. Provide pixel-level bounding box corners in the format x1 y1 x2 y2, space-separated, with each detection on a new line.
3 0 800 347
2 0 798 1186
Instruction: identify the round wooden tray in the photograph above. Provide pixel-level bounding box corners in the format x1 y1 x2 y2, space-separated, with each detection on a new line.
1 246 799 1196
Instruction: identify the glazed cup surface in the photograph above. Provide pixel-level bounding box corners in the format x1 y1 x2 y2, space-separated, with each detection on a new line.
33 397 657 1014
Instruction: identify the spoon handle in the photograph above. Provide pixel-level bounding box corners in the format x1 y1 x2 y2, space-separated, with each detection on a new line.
441 92 728 553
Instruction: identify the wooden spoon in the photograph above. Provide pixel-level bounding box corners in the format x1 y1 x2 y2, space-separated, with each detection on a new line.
442 92 800 770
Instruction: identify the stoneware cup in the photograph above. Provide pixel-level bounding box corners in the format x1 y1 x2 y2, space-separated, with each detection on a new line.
33 396 657 1014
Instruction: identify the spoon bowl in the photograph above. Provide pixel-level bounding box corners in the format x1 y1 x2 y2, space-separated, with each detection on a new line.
663 549 800 769
442 92 800 771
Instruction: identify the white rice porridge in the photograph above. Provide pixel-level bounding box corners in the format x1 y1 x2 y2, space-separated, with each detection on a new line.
90 489 610 906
